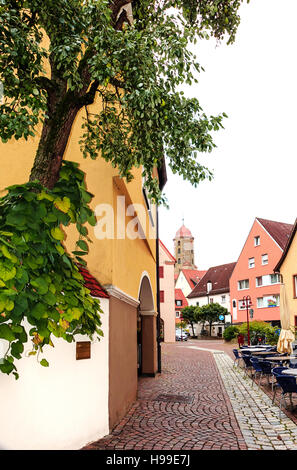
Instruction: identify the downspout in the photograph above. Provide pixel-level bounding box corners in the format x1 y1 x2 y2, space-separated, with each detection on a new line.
156 205 161 373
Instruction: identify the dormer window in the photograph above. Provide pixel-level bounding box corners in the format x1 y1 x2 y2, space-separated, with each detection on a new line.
207 281 212 293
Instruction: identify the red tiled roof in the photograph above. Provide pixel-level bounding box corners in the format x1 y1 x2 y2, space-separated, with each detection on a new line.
275 217 297 272
256 218 294 250
187 262 236 298
174 224 193 239
181 269 207 290
77 265 109 299
175 288 188 309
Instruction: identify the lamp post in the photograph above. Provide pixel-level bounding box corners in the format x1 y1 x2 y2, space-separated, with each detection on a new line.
241 295 252 346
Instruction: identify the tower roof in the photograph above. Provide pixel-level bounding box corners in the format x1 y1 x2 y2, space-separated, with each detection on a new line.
174 224 193 239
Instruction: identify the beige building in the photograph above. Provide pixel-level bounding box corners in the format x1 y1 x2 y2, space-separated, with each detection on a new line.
274 218 297 336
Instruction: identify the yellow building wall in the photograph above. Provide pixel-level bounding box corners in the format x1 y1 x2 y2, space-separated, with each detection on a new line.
279 234 297 331
0 95 157 305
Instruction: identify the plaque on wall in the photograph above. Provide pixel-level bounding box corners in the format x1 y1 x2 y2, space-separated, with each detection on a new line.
76 341 91 360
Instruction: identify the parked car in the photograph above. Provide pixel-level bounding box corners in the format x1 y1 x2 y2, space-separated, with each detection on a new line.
175 331 188 341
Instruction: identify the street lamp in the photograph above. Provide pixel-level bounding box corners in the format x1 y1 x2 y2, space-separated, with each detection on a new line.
241 295 252 346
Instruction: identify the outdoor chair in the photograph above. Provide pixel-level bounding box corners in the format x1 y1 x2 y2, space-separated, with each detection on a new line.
232 349 242 367
289 357 297 368
250 357 263 387
273 375 297 419
258 360 274 389
241 354 253 378
271 367 288 403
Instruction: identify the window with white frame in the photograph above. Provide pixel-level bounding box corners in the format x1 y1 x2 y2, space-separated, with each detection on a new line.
256 276 263 287
221 295 226 303
270 274 280 284
238 279 249 290
248 257 255 268
176 311 180 318
254 236 260 246
262 254 268 265
257 295 280 308
256 274 280 287
238 300 247 310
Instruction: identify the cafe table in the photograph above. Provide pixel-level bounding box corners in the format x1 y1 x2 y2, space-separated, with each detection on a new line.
265 356 293 364
250 351 278 356
240 347 269 352
282 369 297 376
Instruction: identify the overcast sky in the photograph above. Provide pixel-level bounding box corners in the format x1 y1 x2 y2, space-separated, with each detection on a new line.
158 0 297 270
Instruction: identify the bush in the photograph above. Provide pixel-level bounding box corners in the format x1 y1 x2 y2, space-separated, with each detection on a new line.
223 325 239 342
237 321 279 345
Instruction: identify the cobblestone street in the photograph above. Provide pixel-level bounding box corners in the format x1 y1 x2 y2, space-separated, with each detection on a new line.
82 340 297 451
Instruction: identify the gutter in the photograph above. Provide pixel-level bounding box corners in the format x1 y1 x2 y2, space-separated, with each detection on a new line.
156 205 161 374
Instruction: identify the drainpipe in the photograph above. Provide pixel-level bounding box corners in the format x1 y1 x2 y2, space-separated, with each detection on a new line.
156 205 161 373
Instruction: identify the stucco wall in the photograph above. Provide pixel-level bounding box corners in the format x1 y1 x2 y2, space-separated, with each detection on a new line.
159 245 175 343
279 233 297 328
0 298 109 450
230 219 283 323
108 295 138 430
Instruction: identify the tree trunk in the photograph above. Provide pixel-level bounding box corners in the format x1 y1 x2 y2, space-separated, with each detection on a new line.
29 103 79 189
29 1 131 189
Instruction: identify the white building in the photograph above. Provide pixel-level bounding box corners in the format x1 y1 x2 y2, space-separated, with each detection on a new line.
0 268 110 450
187 262 236 337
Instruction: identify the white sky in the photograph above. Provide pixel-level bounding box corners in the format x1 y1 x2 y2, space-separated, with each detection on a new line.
158 0 297 270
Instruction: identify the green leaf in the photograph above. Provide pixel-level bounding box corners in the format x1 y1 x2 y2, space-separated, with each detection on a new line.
40 359 49 367
31 277 49 295
0 263 16 281
77 240 88 252
31 303 47 320
0 324 16 342
51 227 65 241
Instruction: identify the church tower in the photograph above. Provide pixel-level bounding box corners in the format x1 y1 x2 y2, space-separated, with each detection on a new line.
173 222 196 276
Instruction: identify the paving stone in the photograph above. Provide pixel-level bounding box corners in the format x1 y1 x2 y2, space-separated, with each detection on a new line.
82 341 297 451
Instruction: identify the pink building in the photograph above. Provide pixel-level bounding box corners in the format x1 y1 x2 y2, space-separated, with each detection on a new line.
230 218 293 325
159 240 176 342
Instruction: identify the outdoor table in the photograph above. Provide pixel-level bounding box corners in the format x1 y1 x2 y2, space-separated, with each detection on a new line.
241 348 269 352
266 356 293 364
282 369 297 376
250 351 278 356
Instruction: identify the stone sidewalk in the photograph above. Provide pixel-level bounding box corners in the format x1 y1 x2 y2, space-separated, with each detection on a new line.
82 340 297 451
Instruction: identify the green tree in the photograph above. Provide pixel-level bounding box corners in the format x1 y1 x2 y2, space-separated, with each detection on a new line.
0 0 248 377
181 305 198 337
197 303 228 337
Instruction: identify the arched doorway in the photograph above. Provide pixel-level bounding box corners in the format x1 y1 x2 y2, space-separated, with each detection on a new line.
137 274 158 377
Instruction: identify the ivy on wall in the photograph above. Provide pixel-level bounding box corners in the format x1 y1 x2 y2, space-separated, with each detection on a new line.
0 161 103 379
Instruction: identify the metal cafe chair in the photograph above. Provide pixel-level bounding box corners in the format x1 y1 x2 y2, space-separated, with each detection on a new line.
258 360 274 389
250 357 263 387
232 349 242 367
273 375 297 419
241 354 253 378
289 357 297 368
271 367 288 402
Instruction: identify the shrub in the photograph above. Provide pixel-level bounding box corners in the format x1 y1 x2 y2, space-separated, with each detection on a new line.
237 321 279 345
223 325 239 342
